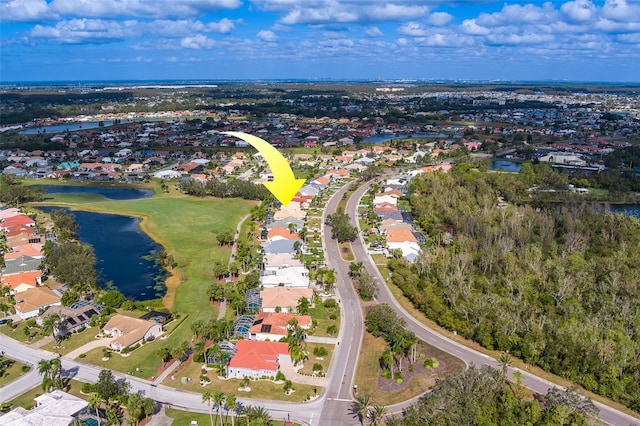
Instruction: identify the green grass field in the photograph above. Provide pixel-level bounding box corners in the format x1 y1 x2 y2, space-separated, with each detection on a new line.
0 358 29 387
165 407 292 426
29 180 256 378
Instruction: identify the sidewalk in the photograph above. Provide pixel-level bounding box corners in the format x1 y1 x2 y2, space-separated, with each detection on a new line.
305 335 338 344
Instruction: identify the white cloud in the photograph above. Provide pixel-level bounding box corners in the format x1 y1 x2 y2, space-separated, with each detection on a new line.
207 18 235 33
1 0 56 22
3 0 242 21
268 1 427 25
427 12 453 26
477 3 558 26
145 20 206 38
461 19 490 35
594 18 640 32
617 32 640 42
398 22 428 37
366 3 429 21
257 29 278 41
279 6 358 25
30 18 138 43
180 34 216 48
602 0 640 22
364 26 383 37
396 37 408 46
561 0 597 22
486 31 555 45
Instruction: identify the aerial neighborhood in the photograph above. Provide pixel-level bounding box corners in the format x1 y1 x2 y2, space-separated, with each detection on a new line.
0 83 639 426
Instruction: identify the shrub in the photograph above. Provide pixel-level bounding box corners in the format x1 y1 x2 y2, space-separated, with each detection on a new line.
312 363 323 372
313 346 328 357
78 353 86 358
21 365 30 373
81 383 95 393
329 313 338 321
275 371 285 381
326 325 338 336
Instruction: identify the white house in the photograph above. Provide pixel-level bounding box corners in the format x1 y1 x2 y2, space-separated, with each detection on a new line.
102 314 163 351
226 340 291 379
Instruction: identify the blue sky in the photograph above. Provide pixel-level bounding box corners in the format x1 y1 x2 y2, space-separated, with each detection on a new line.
1 0 639 82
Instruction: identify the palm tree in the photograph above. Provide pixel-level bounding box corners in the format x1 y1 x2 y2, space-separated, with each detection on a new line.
87 392 102 425
127 392 143 426
350 394 370 425
349 261 363 278
41 313 61 344
244 405 272 425
212 391 225 426
50 357 62 389
37 359 53 391
225 394 237 426
380 349 394 380
368 405 387 425
499 353 512 383
202 391 214 426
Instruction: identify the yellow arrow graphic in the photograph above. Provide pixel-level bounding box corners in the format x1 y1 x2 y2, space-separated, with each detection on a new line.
222 131 305 207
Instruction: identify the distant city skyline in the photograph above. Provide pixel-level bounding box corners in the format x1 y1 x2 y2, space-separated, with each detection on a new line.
1 0 639 83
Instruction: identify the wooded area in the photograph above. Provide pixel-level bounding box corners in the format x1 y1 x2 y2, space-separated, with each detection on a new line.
388 164 640 411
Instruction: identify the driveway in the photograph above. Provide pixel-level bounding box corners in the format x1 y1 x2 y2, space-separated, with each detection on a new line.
65 336 114 359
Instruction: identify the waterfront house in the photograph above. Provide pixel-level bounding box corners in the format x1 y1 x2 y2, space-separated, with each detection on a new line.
14 286 61 319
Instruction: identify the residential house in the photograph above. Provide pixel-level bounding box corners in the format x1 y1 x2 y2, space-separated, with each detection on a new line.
1 270 42 294
248 312 312 341
260 287 314 313
0 390 88 426
14 286 61 319
226 340 291 379
102 314 163 351
38 301 104 337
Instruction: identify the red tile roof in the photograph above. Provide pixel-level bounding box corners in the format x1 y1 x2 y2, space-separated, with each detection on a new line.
228 340 290 371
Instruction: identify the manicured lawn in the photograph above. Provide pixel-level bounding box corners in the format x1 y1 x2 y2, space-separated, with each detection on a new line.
0 322 46 345
166 407 292 426
298 343 334 376
0 357 29 387
41 326 102 355
163 359 318 403
307 303 340 338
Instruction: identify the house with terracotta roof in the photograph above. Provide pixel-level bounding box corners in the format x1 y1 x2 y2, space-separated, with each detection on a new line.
14 286 61 319
386 229 421 262
1 271 42 294
3 244 44 260
226 340 291 379
266 226 300 241
0 213 36 230
248 312 312 341
260 287 314 313
102 314 163 351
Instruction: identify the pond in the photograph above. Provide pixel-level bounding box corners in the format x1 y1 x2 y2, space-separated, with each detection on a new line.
19 119 143 134
38 206 166 301
491 160 522 172
363 133 450 144
35 184 153 200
